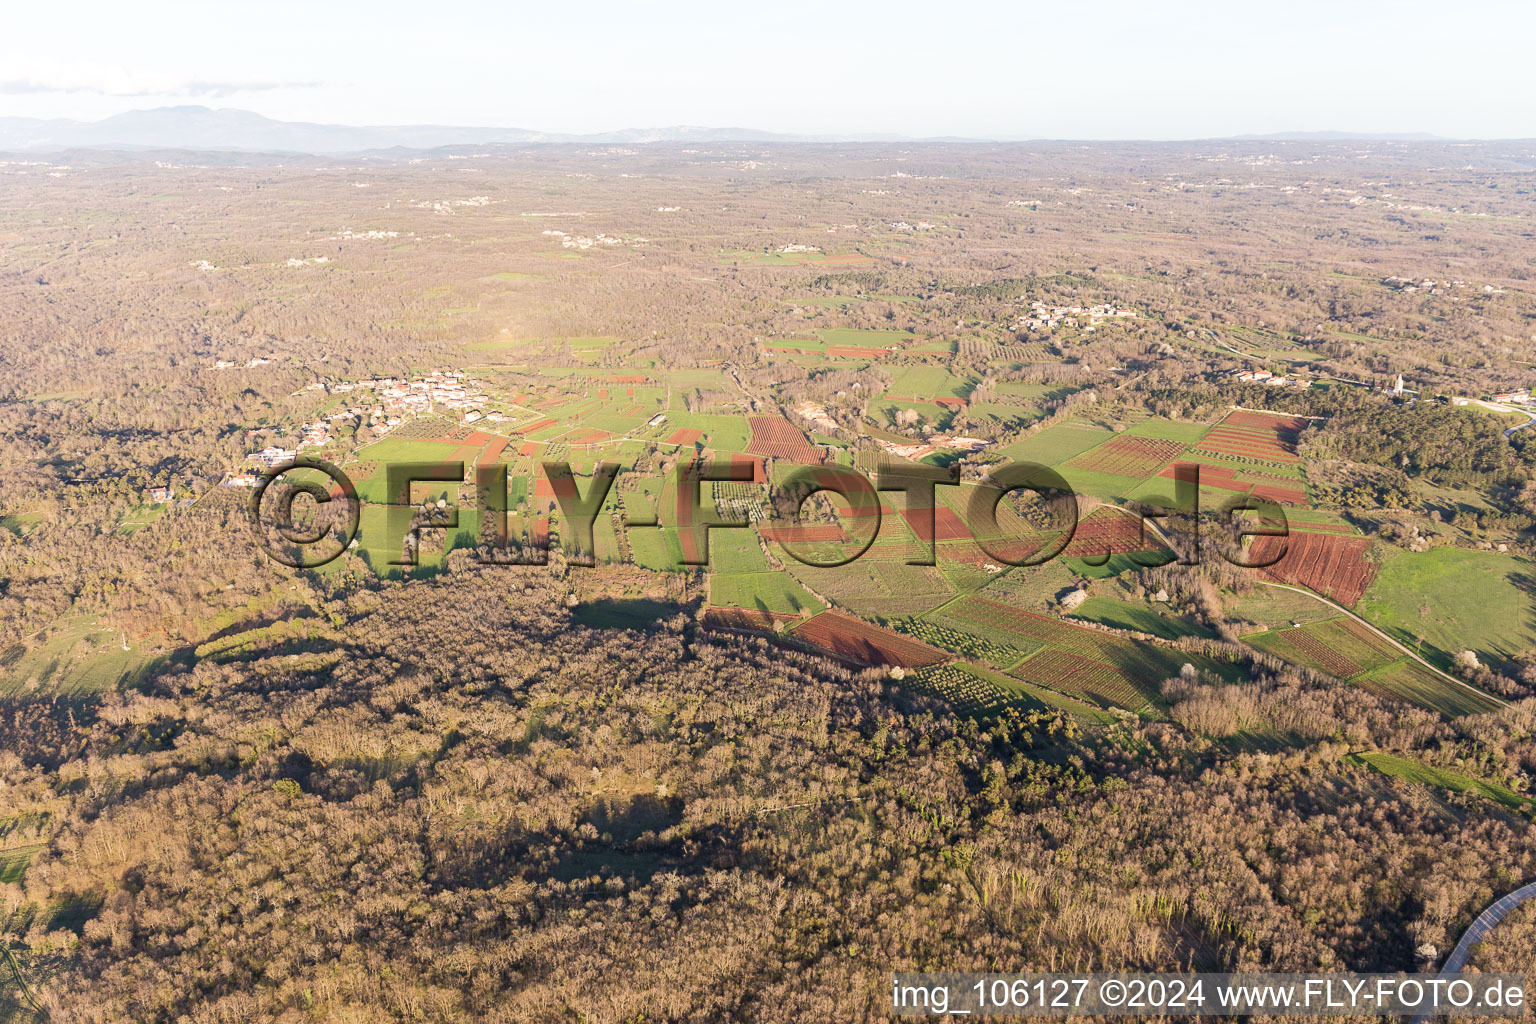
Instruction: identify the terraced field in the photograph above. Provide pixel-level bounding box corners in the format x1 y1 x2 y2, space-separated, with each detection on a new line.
1246 616 1501 716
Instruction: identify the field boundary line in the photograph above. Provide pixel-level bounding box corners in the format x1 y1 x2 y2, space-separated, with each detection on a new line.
1254 581 1506 709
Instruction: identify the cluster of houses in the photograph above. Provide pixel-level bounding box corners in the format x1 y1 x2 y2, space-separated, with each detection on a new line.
889 221 935 232
1382 276 1467 295
1018 301 1136 333
1491 388 1532 405
226 371 501 486
542 229 644 250
411 196 493 214
306 371 491 417
1231 369 1312 390
1381 276 1505 297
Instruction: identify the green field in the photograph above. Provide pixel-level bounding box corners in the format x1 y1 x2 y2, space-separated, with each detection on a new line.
1243 613 1503 717
996 421 1116 466
628 527 684 572
1225 586 1339 630
1357 547 1536 669
818 328 916 348
885 365 972 399
1124 418 1212 443
1355 659 1503 717
0 618 151 700
709 572 824 616
657 411 752 452
705 530 772 574
1068 596 1217 640
1352 752 1531 811
0 845 40 885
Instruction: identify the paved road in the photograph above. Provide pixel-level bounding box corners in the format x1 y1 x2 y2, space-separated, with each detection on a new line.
1409 880 1536 1023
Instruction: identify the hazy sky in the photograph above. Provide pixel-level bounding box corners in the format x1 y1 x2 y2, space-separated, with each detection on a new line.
4 0 1534 138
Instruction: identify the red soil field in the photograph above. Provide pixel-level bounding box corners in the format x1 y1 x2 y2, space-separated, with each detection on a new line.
566 428 612 444
666 428 704 446
1068 435 1185 477
898 506 973 543
610 375 649 383
825 346 891 358
513 418 557 435
759 523 846 544
517 441 540 457
793 610 949 668
1280 630 1363 678
746 416 822 464
445 442 484 468
1060 507 1165 559
527 516 550 547
479 436 510 464
730 454 768 484
1193 411 1307 464
597 388 608 400
1248 531 1377 606
1157 462 1310 507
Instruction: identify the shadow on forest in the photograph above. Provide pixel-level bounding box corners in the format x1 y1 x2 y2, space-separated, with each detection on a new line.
573 598 677 630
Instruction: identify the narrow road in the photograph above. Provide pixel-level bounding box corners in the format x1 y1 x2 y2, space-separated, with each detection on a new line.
1504 411 1536 439
1409 880 1536 1024
1254 581 1505 709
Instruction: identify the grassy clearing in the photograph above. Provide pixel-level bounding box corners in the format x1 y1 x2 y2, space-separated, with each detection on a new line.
885 365 971 398
996 421 1116 466
1226 586 1338 630
1068 595 1217 640
708 572 824 616
1125 419 1211 443
705 530 771 574
658 412 752 452
1352 752 1531 811
0 845 40 885
628 527 684 572
818 328 916 348
1357 547 1536 669
0 512 43 536
1052 465 1145 501
1 618 151 701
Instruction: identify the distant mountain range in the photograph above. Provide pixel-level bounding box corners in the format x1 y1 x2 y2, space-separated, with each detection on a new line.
0 106 913 154
0 106 1455 155
1231 130 1446 141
